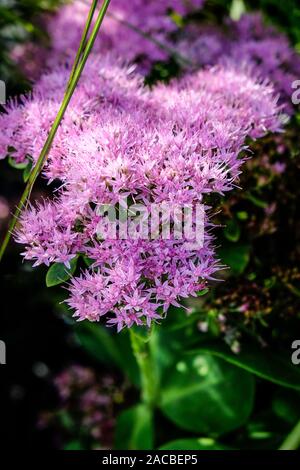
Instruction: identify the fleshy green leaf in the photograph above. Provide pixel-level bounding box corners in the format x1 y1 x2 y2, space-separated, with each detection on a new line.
114 404 154 450
45 256 78 287
218 243 250 275
159 438 232 450
224 219 241 242
82 256 94 267
193 342 300 391
75 324 140 387
74 322 122 366
245 193 268 209
197 288 209 297
64 440 84 450
8 155 29 170
23 159 33 182
273 389 300 424
160 354 255 435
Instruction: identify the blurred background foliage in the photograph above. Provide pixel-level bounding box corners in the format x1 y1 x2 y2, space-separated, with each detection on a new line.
0 0 62 95
244 0 300 45
0 0 300 451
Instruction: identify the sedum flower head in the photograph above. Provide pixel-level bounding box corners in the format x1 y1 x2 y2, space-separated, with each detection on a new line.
6 53 282 330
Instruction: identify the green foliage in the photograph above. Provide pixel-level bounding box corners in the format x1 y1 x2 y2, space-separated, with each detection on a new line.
223 218 241 242
0 1 63 95
74 321 122 366
244 0 300 44
45 256 78 287
114 404 154 450
8 155 29 169
22 158 33 182
218 243 250 275
159 438 232 450
160 354 255 434
63 440 84 451
8 154 33 181
74 322 141 387
273 390 300 425
192 342 300 391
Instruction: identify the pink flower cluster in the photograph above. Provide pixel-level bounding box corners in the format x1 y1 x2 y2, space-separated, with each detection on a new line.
39 365 117 447
48 0 205 64
2 51 281 330
14 0 206 79
2 1 290 330
178 13 300 112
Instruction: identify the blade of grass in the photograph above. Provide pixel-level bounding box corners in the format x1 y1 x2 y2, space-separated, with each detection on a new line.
0 0 111 262
68 0 99 87
79 0 196 68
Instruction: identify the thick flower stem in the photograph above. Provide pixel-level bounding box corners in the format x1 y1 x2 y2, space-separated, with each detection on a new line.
129 329 159 409
0 0 111 262
279 420 300 450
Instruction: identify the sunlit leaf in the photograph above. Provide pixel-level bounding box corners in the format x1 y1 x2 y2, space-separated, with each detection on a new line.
160 354 255 434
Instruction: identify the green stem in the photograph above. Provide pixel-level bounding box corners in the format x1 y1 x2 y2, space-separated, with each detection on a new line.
129 329 159 408
68 0 99 87
279 420 300 450
0 0 111 262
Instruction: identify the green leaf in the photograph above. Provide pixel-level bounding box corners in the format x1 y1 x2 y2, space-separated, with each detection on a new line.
75 323 140 387
197 288 209 297
148 309 210 386
218 243 250 275
273 390 300 424
23 159 33 182
63 440 84 450
57 410 75 431
237 211 248 221
224 219 241 242
82 256 94 267
114 404 154 450
159 438 232 450
193 342 300 391
45 257 78 287
245 193 268 209
160 354 255 435
8 155 29 170
74 321 122 367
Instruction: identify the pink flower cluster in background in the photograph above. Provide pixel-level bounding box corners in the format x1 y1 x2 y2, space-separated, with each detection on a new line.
11 2 300 116
39 365 119 448
178 12 300 113
11 0 206 79
46 0 205 67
